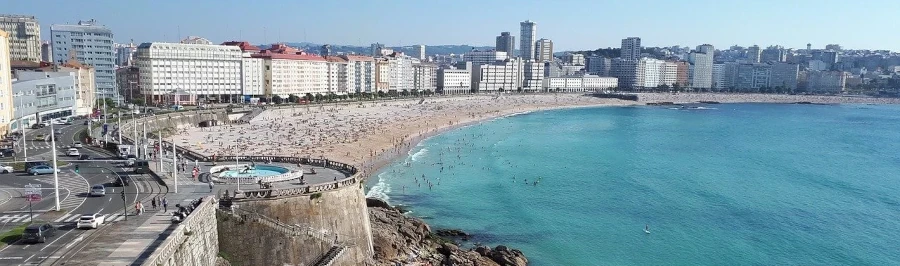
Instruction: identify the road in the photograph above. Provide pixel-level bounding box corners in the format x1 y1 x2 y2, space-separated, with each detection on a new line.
0 118 167 265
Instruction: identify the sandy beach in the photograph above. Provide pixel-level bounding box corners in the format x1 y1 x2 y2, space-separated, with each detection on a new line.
171 93 900 179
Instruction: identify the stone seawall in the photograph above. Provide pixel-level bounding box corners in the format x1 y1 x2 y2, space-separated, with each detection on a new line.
141 196 219 266
219 184 375 265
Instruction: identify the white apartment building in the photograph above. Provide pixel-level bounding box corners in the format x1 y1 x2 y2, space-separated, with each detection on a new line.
807 71 847 94
544 75 618 92
40 61 96 116
463 50 508 65
690 44 714 89
585 56 611 76
437 68 471 94
386 53 417 91
712 63 726 89
612 57 667 89
375 58 390 92
473 59 521 92
661 61 678 87
562 53 585 65
535 39 553 62
241 55 264 97
0 30 14 134
136 42 243 104
0 15 41 62
325 56 349 94
640 58 665 88
343 55 376 94
260 54 327 97
522 61 544 90
50 20 116 99
413 62 437 92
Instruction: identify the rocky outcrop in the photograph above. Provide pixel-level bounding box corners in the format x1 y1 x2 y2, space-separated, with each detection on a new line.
367 198 528 266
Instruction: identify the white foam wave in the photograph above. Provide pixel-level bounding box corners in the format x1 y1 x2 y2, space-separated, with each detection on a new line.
365 172 392 202
410 148 429 161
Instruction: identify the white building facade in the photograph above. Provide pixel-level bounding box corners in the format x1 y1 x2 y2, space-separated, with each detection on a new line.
544 75 618 92
0 30 14 134
136 42 243 104
343 55 376 94
463 50 508 65
0 15 41 62
519 21 536 60
437 68 471 94
50 20 116 99
413 63 437 92
473 59 521 92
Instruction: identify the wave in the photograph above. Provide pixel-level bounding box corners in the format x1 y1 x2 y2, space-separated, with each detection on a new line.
365 172 392 202
410 147 429 161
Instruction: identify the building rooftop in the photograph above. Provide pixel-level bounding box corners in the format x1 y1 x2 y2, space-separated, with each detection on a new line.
251 44 325 61
221 41 261 51
341 55 374 62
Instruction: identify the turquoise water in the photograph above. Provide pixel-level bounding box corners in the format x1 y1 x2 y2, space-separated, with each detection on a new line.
220 165 288 177
366 103 900 265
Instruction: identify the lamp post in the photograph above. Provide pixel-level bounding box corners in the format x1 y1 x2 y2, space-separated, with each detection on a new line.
14 93 27 162
49 122 60 211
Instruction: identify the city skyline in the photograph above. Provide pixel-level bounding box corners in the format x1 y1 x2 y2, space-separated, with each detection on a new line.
6 0 900 52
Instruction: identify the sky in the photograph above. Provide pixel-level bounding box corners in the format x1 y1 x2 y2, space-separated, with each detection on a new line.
7 0 900 52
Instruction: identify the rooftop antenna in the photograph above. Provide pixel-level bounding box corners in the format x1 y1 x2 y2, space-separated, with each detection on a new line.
177 25 181 43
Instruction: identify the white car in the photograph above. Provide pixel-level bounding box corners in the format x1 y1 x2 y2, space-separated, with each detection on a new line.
66 148 80 157
90 184 105 197
72 141 83 148
0 164 13 174
76 213 105 229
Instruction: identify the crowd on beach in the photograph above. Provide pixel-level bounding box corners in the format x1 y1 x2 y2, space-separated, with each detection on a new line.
170 92 900 181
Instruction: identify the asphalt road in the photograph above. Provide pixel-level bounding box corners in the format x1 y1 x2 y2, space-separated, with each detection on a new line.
0 118 167 265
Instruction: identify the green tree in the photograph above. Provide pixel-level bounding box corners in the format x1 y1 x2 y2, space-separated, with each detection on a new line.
424 89 433 96
304 93 313 101
517 87 523 93
377 91 386 98
498 88 505 93
288 94 299 103
314 93 324 102
272 95 284 104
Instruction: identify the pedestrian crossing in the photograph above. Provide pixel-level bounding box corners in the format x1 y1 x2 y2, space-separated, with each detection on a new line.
35 170 90 211
0 212 130 224
53 212 130 223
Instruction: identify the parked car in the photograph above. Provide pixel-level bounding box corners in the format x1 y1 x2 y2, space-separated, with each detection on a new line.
0 148 15 157
0 164 13 174
27 165 57 175
72 141 83 148
83 120 89 125
22 223 56 243
31 124 44 129
77 213 105 229
66 148 80 157
89 184 105 197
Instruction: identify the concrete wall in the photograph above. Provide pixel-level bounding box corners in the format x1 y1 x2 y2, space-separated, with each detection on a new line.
141 196 219 266
220 184 374 266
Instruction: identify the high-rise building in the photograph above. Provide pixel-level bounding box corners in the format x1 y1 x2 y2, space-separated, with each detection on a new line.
620 37 642 61
222 41 265 98
41 41 51 62
136 42 243 104
341 55 376 94
807 71 847 94
0 30 14 134
760 45 786 63
690 44 714 89
522 60 544 89
519 21 536 60
561 53 585 66
413 62 437 92
370 43 385 57
473 59 522 92
413 45 425 60
585 56 611 76
51 19 116 99
612 57 665 89
535 38 553 62
320 44 331 57
712 63 726 89
463 50 508 65
385 52 417 91
0 15 41 62
769 62 799 91
495 32 515 55
115 42 136 67
323 56 349 95
437 67 471 94
746 45 761 63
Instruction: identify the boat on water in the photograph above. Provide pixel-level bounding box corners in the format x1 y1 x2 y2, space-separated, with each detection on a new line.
644 225 651 234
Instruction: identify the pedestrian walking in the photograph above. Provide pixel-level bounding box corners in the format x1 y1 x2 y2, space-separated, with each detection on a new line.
208 181 213 192
162 197 168 212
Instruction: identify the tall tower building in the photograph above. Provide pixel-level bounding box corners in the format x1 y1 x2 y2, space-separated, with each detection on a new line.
747 45 761 63
690 44 715 89
621 37 641 61
495 32 515 55
535 39 553 62
0 15 41 62
414 44 425 60
519 21 536 60
41 41 51 62
51 19 116 99
0 30 14 135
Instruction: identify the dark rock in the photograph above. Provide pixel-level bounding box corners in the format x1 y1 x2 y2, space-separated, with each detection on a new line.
366 197 392 209
436 229 470 241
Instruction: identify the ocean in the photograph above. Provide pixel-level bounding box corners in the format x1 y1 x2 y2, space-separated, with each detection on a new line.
366 103 900 265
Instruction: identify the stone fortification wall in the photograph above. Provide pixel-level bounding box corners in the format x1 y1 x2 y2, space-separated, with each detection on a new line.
141 196 219 266
220 184 374 266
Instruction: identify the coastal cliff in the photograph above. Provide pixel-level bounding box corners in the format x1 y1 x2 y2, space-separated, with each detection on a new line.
367 198 528 266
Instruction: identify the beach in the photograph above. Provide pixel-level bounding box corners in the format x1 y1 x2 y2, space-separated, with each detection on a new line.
171 93 900 179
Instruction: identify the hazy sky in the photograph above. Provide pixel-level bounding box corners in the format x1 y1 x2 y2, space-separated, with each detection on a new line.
7 0 899 51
